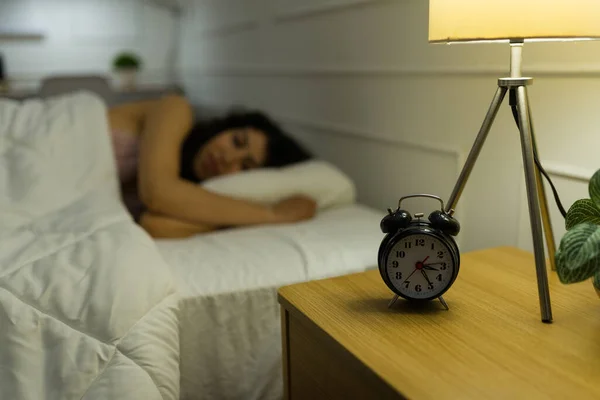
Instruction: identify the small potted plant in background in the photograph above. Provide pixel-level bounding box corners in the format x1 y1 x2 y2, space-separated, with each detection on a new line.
556 168 600 298
112 51 142 91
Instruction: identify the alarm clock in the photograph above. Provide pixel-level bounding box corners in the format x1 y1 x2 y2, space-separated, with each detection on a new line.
378 194 461 309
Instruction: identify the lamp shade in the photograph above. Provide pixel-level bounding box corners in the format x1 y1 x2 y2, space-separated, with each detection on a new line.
429 0 600 43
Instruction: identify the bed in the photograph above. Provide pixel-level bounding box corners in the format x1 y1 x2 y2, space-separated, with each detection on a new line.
156 204 383 400
1 91 385 400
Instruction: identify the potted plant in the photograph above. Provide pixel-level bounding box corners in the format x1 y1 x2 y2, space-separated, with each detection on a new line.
555 168 600 297
112 51 142 91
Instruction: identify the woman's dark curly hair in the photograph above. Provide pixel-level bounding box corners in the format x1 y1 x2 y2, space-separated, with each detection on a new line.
180 109 312 182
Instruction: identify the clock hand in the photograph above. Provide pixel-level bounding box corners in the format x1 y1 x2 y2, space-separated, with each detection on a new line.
422 265 439 271
403 268 419 283
421 270 434 288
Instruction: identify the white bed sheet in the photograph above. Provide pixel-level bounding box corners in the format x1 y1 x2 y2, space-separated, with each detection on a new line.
155 204 384 400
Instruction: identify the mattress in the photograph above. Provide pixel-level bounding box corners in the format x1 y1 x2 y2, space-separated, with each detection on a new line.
155 204 384 400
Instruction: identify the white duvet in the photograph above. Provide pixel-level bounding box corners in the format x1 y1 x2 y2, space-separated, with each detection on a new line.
0 93 180 399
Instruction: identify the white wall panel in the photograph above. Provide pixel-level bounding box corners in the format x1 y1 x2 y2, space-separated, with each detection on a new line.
1 0 178 90
275 0 377 20
280 118 461 207
188 0 258 34
70 0 141 41
0 0 44 32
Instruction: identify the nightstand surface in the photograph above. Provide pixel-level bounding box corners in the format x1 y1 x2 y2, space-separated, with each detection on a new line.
278 247 600 400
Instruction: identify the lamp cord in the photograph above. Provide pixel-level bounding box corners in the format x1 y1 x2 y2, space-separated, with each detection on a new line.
509 89 568 219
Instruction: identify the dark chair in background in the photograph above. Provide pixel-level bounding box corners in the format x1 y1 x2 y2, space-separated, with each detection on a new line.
39 75 115 104
3 73 183 105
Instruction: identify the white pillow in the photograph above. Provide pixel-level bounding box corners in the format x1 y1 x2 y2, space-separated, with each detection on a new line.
201 160 356 210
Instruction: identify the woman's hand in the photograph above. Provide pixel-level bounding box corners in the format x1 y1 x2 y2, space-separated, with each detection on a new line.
272 195 317 223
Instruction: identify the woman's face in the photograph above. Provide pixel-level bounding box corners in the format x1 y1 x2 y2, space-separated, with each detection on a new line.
193 127 268 180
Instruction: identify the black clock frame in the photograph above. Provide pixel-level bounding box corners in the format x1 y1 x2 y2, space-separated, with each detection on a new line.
378 223 461 302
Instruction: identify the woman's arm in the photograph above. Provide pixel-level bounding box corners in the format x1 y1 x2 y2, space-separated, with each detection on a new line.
140 194 318 239
135 95 314 227
140 211 217 239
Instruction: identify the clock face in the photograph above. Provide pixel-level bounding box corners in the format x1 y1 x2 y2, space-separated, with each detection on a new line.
384 233 457 300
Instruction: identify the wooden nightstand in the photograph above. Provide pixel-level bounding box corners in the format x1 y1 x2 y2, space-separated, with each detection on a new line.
278 247 600 400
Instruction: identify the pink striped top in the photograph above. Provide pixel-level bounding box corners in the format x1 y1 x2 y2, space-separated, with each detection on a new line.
110 130 145 221
110 129 140 183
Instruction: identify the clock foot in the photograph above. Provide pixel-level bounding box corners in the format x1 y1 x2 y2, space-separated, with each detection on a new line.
388 295 400 309
438 296 449 310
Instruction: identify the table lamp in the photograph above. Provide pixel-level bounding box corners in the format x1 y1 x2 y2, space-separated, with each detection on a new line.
429 0 600 323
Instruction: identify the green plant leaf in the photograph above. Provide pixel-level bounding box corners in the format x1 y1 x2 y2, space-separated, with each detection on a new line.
590 169 600 208
594 271 600 292
113 52 141 70
556 223 600 284
565 199 600 230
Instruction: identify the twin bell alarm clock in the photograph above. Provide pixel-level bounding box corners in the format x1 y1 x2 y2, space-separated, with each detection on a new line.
378 194 461 309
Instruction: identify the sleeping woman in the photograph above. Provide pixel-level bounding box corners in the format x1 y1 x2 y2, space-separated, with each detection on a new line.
107 94 317 239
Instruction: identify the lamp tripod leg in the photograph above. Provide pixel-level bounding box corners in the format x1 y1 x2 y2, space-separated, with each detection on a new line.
445 83 553 323
527 99 558 271
515 86 553 323
445 86 509 212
